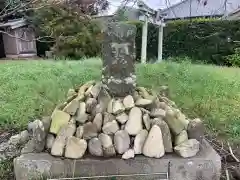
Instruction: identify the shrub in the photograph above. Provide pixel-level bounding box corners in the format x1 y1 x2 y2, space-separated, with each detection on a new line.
225 48 240 67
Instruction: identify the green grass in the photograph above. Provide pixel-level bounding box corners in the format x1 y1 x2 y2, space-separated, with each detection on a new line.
1 58 240 142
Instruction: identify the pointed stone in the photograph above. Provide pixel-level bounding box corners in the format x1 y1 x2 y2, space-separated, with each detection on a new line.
90 83 102 98
143 114 150 130
123 95 134 109
86 98 97 113
122 149 135 159
112 100 125 115
50 110 70 134
125 107 143 135
143 125 165 158
134 129 148 154
93 113 103 132
65 137 87 159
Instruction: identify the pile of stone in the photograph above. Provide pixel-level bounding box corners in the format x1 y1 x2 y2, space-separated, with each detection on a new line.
19 81 204 160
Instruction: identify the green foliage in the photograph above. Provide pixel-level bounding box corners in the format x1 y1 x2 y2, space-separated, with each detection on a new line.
29 4 101 58
128 19 240 65
225 48 240 67
1 59 240 142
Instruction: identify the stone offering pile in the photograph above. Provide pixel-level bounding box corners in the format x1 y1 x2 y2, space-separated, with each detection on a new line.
16 23 204 161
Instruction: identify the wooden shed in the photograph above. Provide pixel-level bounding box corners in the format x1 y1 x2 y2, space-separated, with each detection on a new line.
0 18 37 59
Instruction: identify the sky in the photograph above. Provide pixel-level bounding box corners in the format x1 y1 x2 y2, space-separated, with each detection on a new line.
106 0 181 15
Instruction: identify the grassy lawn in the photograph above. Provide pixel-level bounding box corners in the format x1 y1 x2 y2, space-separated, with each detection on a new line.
0 58 240 142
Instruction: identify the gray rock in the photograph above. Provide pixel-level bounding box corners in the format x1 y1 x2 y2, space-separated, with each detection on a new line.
93 113 103 132
45 134 55 149
135 99 152 107
114 130 130 154
86 98 97 113
102 23 136 97
122 149 135 159
90 83 102 98
93 104 103 116
112 100 125 115
116 113 128 124
143 125 165 158
174 109 189 129
102 120 119 135
187 118 204 142
41 116 51 133
158 102 168 110
65 137 87 159
1 142 20 161
50 110 70 134
140 108 150 114
19 130 30 144
98 87 111 111
21 139 35 154
88 138 103 156
84 85 94 97
103 112 115 124
175 130 188 146
31 119 47 152
150 108 166 118
151 118 173 153
9 134 21 146
76 102 88 124
123 95 135 109
76 126 84 139
164 109 185 135
51 123 76 156
133 91 140 101
99 133 113 148
134 129 148 154
125 107 143 135
83 122 98 140
63 98 79 115
174 139 200 158
103 145 116 157
142 114 150 130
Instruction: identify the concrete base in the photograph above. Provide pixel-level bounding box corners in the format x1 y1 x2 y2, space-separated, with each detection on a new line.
14 140 221 180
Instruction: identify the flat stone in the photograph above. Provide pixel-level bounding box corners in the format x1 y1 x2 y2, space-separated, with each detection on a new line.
50 110 70 134
51 123 76 157
76 126 84 139
187 118 204 142
84 85 94 96
174 139 200 158
151 118 173 153
125 107 143 135
83 122 98 140
77 81 95 100
63 98 79 115
14 140 221 180
122 149 135 159
86 98 97 113
90 83 102 98
88 138 103 157
112 100 125 115
143 125 165 158
142 114 150 130
93 113 103 132
123 95 135 109
45 134 55 149
116 113 128 124
134 129 148 154
101 23 136 97
65 137 87 159
114 130 130 154
175 130 188 146
135 99 152 107
102 120 119 135
150 108 166 118
98 133 113 148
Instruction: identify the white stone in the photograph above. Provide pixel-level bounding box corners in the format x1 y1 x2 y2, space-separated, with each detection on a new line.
135 99 152 107
93 113 103 132
142 114 150 130
114 130 130 154
143 125 165 158
65 137 87 159
76 126 84 139
134 130 148 154
116 113 128 124
174 139 200 158
150 109 166 118
107 99 114 113
123 95 135 109
99 133 113 148
122 149 135 159
112 100 125 115
102 120 119 135
125 107 143 135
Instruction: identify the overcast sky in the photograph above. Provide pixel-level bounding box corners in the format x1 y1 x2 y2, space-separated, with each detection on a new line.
106 0 181 15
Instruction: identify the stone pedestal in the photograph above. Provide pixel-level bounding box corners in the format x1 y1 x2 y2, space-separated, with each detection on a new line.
14 140 221 180
102 23 137 97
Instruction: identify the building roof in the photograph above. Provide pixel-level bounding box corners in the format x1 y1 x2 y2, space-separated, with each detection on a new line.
0 18 27 29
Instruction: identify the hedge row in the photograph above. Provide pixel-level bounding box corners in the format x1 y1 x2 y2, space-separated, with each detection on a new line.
128 19 240 65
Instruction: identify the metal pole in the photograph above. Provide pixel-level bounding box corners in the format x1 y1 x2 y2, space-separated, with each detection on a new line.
158 23 163 62
141 14 148 63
